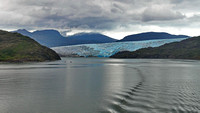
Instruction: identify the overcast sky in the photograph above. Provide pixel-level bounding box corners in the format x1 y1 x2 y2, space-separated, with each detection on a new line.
0 0 200 39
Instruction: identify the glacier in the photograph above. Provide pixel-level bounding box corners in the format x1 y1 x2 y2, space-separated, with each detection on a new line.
52 38 188 57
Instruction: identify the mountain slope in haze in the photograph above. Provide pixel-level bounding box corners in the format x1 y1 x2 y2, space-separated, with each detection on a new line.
118 32 189 42
30 30 69 47
0 30 61 62
110 36 200 60
14 29 117 47
14 29 71 47
14 29 32 37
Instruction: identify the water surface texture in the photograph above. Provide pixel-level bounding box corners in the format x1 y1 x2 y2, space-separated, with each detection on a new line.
0 58 200 113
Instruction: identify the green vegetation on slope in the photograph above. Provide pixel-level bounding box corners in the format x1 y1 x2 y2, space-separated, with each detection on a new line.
110 36 200 60
0 30 61 62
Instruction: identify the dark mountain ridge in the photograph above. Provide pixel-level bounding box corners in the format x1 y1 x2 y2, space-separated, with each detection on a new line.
118 32 189 42
66 32 117 44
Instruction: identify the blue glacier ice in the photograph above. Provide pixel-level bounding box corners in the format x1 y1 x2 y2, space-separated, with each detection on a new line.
52 38 188 57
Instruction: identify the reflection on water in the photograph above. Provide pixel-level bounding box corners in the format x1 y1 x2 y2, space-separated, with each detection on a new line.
0 58 200 113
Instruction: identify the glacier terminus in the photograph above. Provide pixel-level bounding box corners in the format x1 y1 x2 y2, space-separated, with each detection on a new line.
52 38 188 57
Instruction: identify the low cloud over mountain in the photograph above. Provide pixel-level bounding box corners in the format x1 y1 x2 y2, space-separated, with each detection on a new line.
1 0 200 38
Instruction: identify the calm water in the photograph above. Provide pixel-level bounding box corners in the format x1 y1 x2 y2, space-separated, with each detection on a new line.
0 58 200 113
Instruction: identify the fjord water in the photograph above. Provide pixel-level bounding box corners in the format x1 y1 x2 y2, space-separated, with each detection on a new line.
0 58 200 113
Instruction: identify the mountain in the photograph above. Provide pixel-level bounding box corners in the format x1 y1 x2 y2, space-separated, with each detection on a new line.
117 32 189 42
31 30 70 47
14 29 32 37
110 36 200 60
13 29 117 47
14 29 70 47
0 30 61 62
52 38 187 57
66 32 117 44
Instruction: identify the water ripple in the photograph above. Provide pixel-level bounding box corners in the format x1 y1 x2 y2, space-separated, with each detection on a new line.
101 66 200 113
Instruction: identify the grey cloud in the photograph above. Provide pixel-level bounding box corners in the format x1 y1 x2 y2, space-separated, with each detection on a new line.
0 0 199 33
170 0 200 11
142 6 185 22
67 17 115 30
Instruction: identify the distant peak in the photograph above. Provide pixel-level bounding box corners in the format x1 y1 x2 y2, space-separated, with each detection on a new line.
16 29 29 32
32 29 63 36
117 31 189 42
17 29 27 31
